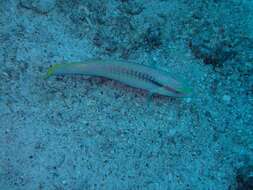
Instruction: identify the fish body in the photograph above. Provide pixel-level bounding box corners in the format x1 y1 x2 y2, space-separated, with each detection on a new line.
46 59 191 97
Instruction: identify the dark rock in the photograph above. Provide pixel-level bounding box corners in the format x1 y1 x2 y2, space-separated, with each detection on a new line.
236 165 253 190
144 26 162 49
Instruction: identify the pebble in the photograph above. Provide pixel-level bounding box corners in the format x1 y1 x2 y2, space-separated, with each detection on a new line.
185 97 192 103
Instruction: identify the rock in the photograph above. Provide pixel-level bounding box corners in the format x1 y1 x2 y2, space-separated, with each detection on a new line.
119 1 143 15
20 0 56 14
236 165 253 190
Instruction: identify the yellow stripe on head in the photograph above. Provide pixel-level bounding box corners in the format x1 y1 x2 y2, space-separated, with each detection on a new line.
44 64 62 79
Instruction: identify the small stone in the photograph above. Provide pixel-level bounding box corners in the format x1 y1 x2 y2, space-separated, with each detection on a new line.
222 94 231 103
81 120 89 126
185 97 192 103
0 102 11 114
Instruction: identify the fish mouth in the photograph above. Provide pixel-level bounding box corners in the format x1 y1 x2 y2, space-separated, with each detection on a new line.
44 64 62 79
44 66 54 79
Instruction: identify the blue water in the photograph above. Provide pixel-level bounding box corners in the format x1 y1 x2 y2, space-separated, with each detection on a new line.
0 0 252 189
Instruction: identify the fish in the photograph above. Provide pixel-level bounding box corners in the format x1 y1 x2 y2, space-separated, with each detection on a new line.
45 59 192 97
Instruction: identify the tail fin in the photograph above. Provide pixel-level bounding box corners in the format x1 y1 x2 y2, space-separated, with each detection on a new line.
176 86 192 95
